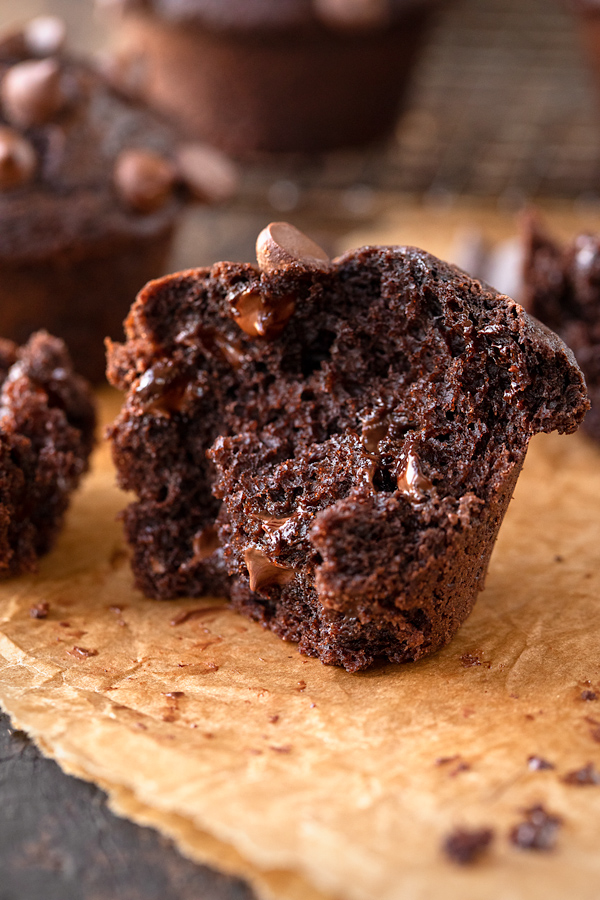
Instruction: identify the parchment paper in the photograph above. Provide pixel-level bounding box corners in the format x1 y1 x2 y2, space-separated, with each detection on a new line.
1 389 600 900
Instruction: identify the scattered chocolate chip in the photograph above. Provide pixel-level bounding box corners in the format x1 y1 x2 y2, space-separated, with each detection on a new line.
169 605 225 626
67 646 98 658
176 142 238 204
114 148 176 213
297 680 307 692
562 762 600 785
527 755 555 771
509 805 562 851
0 126 36 189
1 58 66 128
231 288 295 340
29 602 49 619
244 546 295 592
581 690 598 701
23 16 66 56
436 755 461 767
443 827 494 865
256 222 330 273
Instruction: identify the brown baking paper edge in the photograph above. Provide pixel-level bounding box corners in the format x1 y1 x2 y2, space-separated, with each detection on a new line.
1 390 600 900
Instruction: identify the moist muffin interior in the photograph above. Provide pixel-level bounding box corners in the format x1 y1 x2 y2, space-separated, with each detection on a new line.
108 237 587 670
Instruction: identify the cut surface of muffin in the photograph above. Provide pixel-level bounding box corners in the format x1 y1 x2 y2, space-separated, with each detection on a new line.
108 222 588 670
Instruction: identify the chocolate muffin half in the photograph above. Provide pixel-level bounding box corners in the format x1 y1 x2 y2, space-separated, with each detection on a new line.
0 16 237 382
0 330 96 577
108 223 588 671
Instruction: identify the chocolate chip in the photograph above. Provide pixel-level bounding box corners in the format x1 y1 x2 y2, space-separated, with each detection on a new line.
562 762 600 785
29 602 49 619
509 805 562 851
244 547 295 592
443 827 494 865
527 755 555 771
313 0 391 29
231 288 295 340
114 148 176 213
0 126 36 189
256 222 330 273
176 142 238 204
1 58 66 128
23 16 66 57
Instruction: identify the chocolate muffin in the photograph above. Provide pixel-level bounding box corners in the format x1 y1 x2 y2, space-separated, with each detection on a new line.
0 330 95 578
98 0 446 155
522 215 600 441
0 16 237 382
107 223 588 671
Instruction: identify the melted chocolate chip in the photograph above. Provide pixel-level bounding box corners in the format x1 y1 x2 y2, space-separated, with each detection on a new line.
1 58 66 128
256 222 330 273
0 125 36 189
23 16 66 57
361 417 389 453
443 827 493 865
509 805 562 851
176 142 238 204
231 289 295 340
244 547 295 592
135 362 193 414
114 148 176 213
191 526 220 561
396 436 433 501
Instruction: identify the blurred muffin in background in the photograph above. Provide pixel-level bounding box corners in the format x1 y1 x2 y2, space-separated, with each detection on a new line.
568 1 600 102
97 0 447 155
521 214 600 441
0 16 237 382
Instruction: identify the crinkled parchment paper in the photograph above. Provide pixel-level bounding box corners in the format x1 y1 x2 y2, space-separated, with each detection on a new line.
1 390 600 900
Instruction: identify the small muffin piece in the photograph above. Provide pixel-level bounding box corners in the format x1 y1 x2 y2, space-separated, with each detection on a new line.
521 216 600 441
108 223 588 671
0 331 96 577
0 16 237 382
97 0 446 155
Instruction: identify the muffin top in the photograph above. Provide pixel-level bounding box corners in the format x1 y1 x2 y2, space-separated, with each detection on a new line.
98 0 443 32
0 16 237 263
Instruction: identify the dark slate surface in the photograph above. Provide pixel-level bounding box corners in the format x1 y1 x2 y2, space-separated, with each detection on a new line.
0 712 254 900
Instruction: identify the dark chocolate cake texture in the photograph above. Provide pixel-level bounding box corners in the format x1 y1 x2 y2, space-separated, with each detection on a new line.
522 215 600 442
0 331 96 578
108 222 588 671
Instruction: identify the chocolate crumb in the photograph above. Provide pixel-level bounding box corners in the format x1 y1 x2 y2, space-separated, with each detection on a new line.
509 805 562 851
67 646 98 658
527 755 555 771
443 827 494 865
580 690 598 702
460 652 491 669
269 715 280 724
29 602 49 619
562 762 600 785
